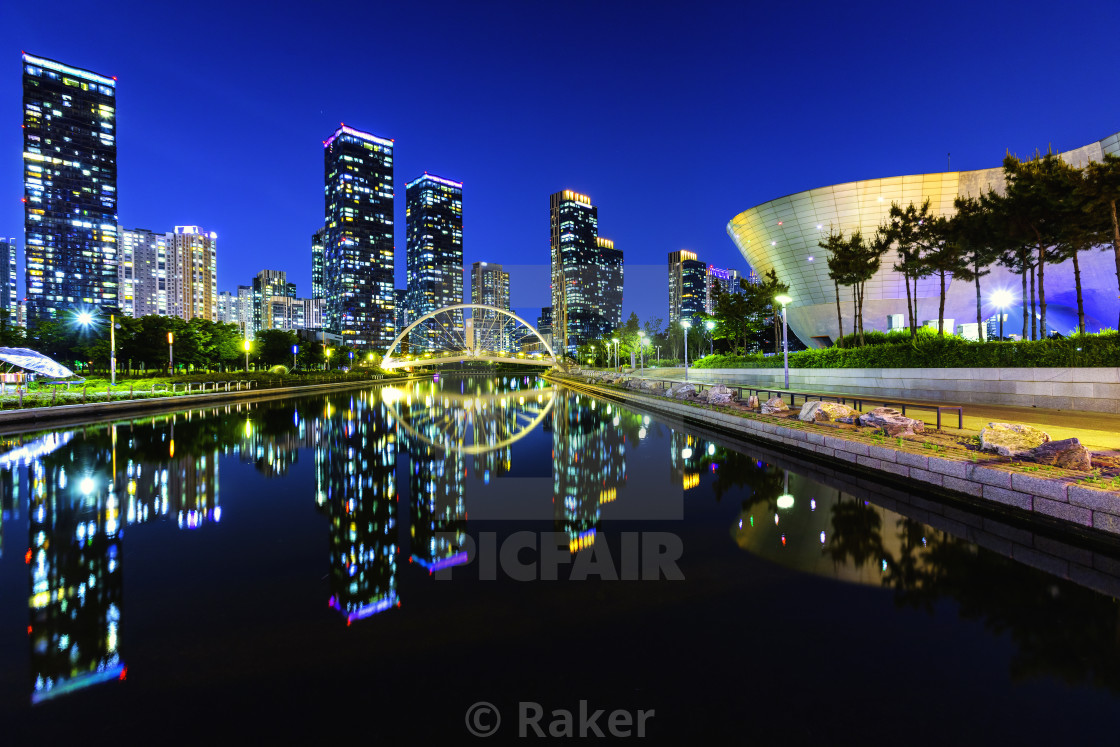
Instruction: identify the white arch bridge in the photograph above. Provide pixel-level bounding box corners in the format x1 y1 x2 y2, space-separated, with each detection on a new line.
382 303 559 370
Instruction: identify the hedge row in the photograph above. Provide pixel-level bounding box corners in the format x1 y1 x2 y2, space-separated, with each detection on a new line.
693 333 1120 369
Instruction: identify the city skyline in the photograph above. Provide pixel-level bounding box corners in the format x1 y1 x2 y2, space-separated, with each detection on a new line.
6 1 1119 326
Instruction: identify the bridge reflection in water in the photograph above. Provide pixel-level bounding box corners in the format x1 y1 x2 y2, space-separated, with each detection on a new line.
4 374 1120 707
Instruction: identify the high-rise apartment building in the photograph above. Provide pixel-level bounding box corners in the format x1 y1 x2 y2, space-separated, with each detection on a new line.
170 226 217 321
471 261 510 351
118 228 172 317
323 125 395 349
311 227 326 302
549 191 622 352
22 53 118 322
216 290 239 326
252 269 295 334
0 238 18 325
394 288 409 333
267 296 323 332
705 265 743 313
595 237 623 334
237 285 253 335
668 250 707 325
405 174 463 351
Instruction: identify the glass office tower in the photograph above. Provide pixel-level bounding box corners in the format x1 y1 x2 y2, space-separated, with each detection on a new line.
323 125 395 350
405 174 463 351
668 250 707 325
549 191 621 352
0 238 18 325
23 53 118 322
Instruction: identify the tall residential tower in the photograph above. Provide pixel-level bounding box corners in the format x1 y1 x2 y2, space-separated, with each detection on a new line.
549 191 622 352
323 125 395 349
22 53 118 321
668 250 706 325
405 174 463 351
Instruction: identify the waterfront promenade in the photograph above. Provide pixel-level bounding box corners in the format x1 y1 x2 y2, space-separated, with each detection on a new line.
619 367 1120 451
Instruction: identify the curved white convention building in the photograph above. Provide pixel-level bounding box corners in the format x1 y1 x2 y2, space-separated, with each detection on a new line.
727 131 1120 346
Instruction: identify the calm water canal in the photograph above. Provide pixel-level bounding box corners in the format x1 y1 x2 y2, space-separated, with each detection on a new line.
1 374 1118 743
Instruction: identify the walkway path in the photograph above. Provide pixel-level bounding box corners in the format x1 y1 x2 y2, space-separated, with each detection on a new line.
621 368 1120 451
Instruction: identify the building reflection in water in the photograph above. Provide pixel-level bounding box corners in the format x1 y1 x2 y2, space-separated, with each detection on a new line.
28 429 125 704
9 384 1120 704
316 394 400 624
551 393 640 552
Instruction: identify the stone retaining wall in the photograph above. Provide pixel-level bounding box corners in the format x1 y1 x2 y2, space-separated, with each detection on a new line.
643 366 1120 413
548 373 1120 538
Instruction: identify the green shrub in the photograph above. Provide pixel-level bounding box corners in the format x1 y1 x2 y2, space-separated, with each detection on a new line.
692 331 1120 369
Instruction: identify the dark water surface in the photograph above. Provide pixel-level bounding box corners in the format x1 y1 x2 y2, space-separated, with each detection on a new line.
1 375 1119 744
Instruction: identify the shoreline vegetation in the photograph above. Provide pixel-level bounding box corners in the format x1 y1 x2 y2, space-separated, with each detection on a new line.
692 329 1120 369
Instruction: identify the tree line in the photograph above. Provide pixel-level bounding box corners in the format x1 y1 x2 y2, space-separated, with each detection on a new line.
822 151 1120 345
0 315 366 374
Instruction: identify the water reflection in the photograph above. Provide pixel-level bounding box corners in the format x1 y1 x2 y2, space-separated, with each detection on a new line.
6 375 1120 706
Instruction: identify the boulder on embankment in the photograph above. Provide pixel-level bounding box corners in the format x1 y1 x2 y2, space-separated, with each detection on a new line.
761 397 789 415
798 400 860 423
858 407 925 436
1026 437 1092 470
706 384 739 405
666 383 696 399
980 423 1050 457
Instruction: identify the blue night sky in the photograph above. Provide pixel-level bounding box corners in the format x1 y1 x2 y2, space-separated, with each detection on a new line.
2 0 1120 326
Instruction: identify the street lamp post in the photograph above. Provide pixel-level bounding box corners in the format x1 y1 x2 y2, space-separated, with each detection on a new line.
243 339 251 371
991 289 1012 341
681 320 692 381
655 345 661 365
639 333 647 373
109 313 117 385
775 294 792 389
292 344 298 370
168 332 174 375
325 348 332 371
349 351 354 370
611 338 619 370
705 320 715 357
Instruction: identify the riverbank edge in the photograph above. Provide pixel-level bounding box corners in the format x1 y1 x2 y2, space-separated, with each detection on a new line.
545 372 1120 540
0 375 428 429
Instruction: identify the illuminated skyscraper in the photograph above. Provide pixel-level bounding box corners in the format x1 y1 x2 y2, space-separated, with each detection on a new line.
251 269 295 334
216 290 239 325
668 250 707 325
169 226 217 321
596 237 623 333
311 226 326 301
704 265 744 314
549 191 621 351
22 53 118 321
323 125 395 349
117 228 171 317
405 174 463 351
471 261 510 351
0 237 18 325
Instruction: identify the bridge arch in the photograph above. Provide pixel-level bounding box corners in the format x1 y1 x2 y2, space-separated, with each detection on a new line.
382 303 557 369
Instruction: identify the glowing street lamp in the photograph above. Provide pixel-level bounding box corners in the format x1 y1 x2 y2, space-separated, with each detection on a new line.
168 332 174 375
611 337 619 370
991 289 1013 341
325 348 333 370
243 339 251 371
775 294 792 389
681 319 692 381
292 344 299 370
638 332 648 373
704 320 715 357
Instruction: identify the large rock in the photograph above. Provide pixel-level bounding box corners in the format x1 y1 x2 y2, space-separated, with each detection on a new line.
707 384 739 405
666 382 696 399
746 395 760 409
1026 437 1092 470
858 407 925 436
798 400 860 423
694 389 711 402
980 422 1051 457
761 396 789 415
